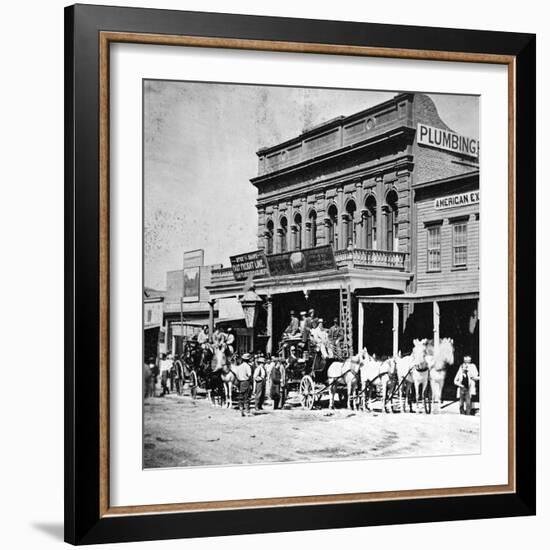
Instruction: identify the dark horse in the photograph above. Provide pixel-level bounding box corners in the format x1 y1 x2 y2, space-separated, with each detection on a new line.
198 344 225 406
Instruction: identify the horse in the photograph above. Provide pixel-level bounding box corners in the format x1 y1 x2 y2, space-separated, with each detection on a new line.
427 338 455 413
359 354 398 413
327 355 362 409
395 338 429 413
209 344 238 408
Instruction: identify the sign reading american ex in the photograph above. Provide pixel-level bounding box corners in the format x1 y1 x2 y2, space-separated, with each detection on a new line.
435 191 480 210
230 250 269 281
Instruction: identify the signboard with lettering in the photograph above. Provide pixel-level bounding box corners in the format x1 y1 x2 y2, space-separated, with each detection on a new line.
434 191 480 210
230 250 269 281
417 123 479 159
266 245 337 277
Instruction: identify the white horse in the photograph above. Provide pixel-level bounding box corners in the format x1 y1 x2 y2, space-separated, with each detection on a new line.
359 354 398 413
212 344 237 408
327 355 362 409
427 338 455 413
395 338 429 413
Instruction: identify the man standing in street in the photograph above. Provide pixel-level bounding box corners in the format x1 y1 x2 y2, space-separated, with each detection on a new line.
270 359 286 410
160 353 173 396
235 353 252 417
454 355 479 415
253 356 267 412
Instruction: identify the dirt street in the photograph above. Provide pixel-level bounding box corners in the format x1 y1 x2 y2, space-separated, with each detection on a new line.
143 390 480 468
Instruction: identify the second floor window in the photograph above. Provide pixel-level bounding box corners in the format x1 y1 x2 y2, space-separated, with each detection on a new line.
453 222 468 267
427 225 441 271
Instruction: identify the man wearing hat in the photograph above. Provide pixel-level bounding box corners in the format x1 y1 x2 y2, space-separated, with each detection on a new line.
253 356 267 412
454 356 480 415
270 359 286 410
283 310 300 339
234 353 252 416
225 327 235 358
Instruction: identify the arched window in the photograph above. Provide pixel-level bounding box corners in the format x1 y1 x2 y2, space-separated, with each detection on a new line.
265 219 274 255
327 204 338 249
345 199 357 248
364 195 377 249
308 210 317 248
385 190 399 252
293 213 302 250
279 216 288 253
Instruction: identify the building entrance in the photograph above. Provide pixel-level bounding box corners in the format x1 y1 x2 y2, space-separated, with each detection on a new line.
363 303 394 357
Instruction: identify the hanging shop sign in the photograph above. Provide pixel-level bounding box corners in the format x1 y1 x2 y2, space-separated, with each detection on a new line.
266 245 337 277
417 123 479 158
230 250 269 281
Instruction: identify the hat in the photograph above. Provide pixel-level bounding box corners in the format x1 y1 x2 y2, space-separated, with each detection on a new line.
290 309 295 315
300 310 307 316
242 353 251 360
317 318 324 323
464 355 472 361
308 308 315 315
256 357 266 364
227 327 232 332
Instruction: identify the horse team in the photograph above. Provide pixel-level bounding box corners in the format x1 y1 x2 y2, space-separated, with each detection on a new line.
327 337 455 413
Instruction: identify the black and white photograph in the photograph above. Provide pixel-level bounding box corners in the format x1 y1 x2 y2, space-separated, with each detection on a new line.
143 81 481 469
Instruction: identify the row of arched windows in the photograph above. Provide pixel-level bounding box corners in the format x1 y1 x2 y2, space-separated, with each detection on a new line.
264 190 399 254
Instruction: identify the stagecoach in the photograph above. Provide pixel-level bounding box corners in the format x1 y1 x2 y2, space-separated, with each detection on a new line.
278 337 351 410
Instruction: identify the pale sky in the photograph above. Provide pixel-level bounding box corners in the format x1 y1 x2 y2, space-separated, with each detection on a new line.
144 81 479 290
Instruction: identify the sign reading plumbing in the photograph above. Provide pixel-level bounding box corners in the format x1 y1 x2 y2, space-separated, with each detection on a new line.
417 123 479 158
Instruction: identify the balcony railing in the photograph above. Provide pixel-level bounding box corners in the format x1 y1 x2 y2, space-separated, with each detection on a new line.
334 248 407 270
210 249 407 285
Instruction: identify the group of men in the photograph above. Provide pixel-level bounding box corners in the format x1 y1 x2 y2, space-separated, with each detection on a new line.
148 352 198 398
282 308 344 359
232 353 287 417
196 325 236 357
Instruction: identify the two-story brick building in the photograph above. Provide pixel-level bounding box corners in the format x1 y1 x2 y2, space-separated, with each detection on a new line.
207 92 479 372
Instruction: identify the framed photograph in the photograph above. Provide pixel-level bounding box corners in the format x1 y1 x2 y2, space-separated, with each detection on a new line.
65 4 536 545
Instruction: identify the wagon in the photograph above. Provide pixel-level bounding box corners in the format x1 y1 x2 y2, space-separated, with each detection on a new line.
278 338 351 410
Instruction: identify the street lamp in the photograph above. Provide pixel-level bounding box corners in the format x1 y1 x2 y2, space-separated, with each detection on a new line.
240 285 263 329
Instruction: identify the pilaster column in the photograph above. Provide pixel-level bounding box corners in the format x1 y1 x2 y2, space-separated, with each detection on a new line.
266 295 273 355
433 301 440 353
336 186 344 250
392 302 399 357
208 299 216 342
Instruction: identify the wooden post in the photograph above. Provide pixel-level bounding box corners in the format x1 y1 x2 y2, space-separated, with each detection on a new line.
208 299 216 342
433 300 440 352
358 300 365 352
392 302 399 357
266 295 273 355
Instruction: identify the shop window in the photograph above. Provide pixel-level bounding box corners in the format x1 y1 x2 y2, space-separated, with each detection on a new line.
265 219 274 255
427 225 441 271
327 204 338 249
453 222 468 267
385 190 398 251
365 195 377 249
293 213 302 250
309 210 317 247
279 216 288 253
146 309 152 323
345 199 357 248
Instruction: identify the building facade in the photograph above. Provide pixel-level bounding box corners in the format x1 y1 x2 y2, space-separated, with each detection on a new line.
143 288 165 360
208 93 479 383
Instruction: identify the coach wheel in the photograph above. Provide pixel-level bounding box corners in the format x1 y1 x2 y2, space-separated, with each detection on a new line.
299 375 315 410
424 384 432 414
